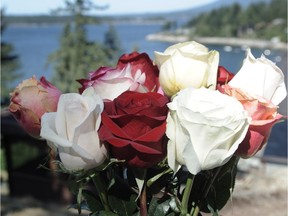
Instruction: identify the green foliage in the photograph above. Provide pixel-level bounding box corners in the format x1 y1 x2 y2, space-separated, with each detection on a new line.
58 155 241 216
0 149 6 171
202 157 238 213
186 156 239 214
148 197 172 215
162 21 177 32
108 194 138 216
12 142 41 169
83 190 103 212
1 9 21 102
0 142 41 172
186 0 287 42
91 211 118 216
104 25 122 64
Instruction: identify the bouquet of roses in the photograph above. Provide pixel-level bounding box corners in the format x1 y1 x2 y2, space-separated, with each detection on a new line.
9 41 287 216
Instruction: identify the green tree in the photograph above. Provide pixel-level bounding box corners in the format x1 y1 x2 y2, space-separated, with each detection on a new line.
1 9 21 104
104 24 122 64
162 20 177 32
186 0 287 42
48 0 111 93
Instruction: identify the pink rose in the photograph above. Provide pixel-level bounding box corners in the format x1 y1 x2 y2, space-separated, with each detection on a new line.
78 65 146 100
78 52 160 100
9 76 62 137
218 85 283 158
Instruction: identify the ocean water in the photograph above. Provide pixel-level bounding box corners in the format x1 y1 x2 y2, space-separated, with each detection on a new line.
2 22 287 159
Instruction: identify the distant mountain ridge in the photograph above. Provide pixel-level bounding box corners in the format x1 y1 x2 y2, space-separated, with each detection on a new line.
96 0 272 27
148 0 271 24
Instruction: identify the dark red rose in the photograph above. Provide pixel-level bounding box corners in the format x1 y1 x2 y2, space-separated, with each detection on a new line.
217 66 235 85
99 91 169 168
117 52 160 92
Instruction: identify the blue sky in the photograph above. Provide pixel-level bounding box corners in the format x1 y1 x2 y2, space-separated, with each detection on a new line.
1 0 217 15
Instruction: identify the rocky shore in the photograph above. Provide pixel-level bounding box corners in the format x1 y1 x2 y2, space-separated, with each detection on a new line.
146 32 288 50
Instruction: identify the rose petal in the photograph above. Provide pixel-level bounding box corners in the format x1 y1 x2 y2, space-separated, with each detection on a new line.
236 114 283 158
229 49 287 105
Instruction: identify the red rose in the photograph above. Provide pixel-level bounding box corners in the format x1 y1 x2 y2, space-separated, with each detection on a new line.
117 52 160 92
99 91 168 168
217 66 235 85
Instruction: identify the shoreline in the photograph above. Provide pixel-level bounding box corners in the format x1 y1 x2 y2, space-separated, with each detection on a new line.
146 33 288 50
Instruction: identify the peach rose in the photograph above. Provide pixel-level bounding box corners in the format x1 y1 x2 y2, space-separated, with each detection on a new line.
219 85 283 158
9 76 62 137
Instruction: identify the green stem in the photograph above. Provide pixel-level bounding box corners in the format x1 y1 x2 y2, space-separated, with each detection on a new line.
139 178 148 216
92 172 111 212
188 167 221 216
202 167 222 201
180 173 195 216
140 169 148 216
191 205 199 216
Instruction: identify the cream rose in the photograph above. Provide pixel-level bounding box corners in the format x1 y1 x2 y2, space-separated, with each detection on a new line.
40 87 107 171
229 49 287 106
154 41 219 97
166 87 250 174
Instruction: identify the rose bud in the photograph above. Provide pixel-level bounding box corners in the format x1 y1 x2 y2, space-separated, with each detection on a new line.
154 41 219 97
219 85 284 158
40 88 107 171
166 87 250 175
99 91 169 168
9 76 61 138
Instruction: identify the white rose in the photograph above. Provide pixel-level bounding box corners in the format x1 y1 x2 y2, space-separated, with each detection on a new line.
40 87 107 171
154 41 219 97
229 48 287 105
166 87 250 175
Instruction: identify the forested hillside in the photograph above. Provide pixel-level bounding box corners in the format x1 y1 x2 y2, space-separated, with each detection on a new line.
185 0 287 42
